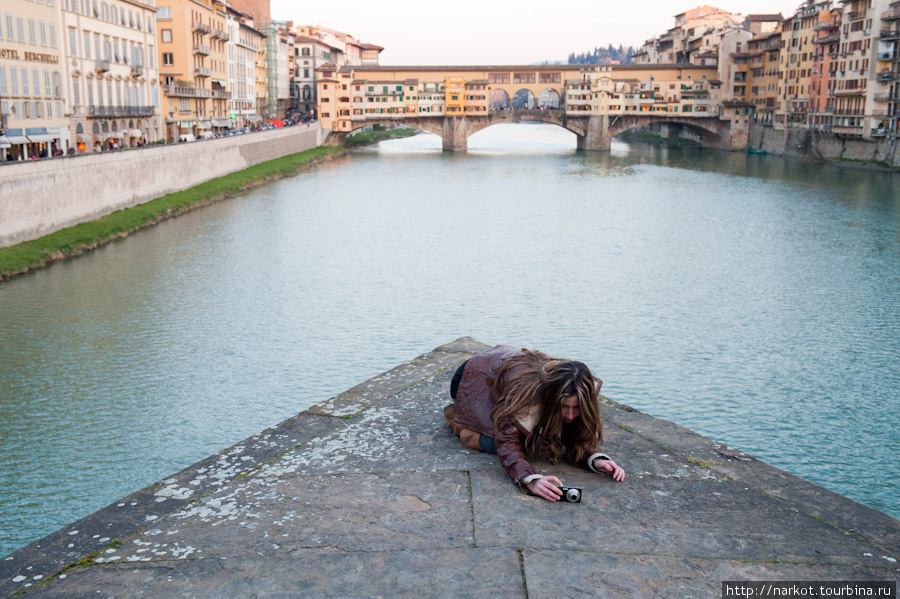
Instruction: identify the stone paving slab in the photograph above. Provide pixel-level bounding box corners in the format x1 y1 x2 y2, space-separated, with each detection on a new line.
523 552 898 599
24 548 525 599
4 337 899 598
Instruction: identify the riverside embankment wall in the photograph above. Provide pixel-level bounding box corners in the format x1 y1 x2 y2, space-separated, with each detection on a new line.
0 124 322 248
749 121 900 168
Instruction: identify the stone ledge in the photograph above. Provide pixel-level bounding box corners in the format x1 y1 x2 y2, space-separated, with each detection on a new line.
4 338 898 598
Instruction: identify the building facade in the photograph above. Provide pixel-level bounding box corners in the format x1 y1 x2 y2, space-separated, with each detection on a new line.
1 0 68 160
156 0 230 141
226 6 262 128
60 0 161 152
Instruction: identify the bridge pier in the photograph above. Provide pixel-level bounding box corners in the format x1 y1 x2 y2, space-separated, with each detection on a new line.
576 115 611 151
442 116 469 152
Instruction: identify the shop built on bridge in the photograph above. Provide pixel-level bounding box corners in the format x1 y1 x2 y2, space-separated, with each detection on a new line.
316 64 754 151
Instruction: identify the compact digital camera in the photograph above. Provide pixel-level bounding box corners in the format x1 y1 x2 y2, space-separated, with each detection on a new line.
557 486 582 503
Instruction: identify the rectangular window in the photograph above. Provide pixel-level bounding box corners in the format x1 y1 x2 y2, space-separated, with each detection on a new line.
33 69 41 97
0 101 7 117
49 23 56 47
17 16 25 42
73 77 80 104
53 71 60 97
21 68 29 96
69 28 77 57
10 67 18 95
40 21 46 45
28 19 36 44
163 52 173 66
97 78 103 104
44 70 51 96
56 101 61 118
156 6 171 19
86 79 92 105
0 13 3 39
83 32 91 59
0 67 5 96
161 29 172 42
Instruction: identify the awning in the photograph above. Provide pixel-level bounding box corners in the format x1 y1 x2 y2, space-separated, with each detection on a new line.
0 136 10 149
197 120 211 129
27 134 54 143
211 79 227 86
247 114 262 123
105 131 125 140
212 118 231 127
128 129 143 137
5 135 29 144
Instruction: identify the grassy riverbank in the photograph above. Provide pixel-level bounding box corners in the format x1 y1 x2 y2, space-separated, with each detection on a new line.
345 127 418 147
0 145 343 282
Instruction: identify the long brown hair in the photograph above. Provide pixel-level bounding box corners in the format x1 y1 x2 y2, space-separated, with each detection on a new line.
490 349 603 466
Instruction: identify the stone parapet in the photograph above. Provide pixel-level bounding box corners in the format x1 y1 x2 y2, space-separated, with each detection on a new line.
2 337 898 598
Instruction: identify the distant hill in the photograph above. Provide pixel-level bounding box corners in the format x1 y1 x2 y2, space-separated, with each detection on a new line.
568 44 636 65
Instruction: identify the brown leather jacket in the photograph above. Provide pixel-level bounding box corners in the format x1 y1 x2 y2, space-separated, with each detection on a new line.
453 345 603 487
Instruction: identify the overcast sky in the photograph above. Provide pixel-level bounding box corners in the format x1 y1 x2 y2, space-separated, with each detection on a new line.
269 0 801 65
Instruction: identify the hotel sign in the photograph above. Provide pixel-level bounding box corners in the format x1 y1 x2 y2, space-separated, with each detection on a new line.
0 48 59 63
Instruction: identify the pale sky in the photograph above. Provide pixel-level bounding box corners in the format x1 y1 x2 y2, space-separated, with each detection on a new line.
269 0 801 65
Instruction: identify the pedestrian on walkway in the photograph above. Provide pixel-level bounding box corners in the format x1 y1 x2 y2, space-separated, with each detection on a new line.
445 345 625 501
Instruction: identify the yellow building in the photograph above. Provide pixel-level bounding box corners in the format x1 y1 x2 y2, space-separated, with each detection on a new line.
156 0 230 140
444 77 465 114
0 0 68 160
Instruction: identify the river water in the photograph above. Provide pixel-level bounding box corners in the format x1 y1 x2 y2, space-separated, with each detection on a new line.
1 123 899 556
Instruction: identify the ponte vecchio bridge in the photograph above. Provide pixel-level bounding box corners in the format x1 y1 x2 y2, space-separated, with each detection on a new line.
316 64 753 151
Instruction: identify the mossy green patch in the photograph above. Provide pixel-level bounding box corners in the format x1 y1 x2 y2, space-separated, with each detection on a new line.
0 146 342 282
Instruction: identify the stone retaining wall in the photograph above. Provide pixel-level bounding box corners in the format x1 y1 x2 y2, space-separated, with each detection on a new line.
0 124 322 248
749 121 900 168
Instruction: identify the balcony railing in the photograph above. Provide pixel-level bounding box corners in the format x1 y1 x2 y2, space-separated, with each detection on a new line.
165 85 205 98
871 128 896 136
874 92 895 101
832 125 863 134
878 52 895 60
192 21 210 34
814 21 839 30
88 105 156 117
162 85 231 100
883 8 900 20
876 71 900 81
195 66 211 77
95 59 110 72
131 65 143 77
847 10 866 20
211 29 230 41
815 33 841 44
881 29 900 40
194 44 211 56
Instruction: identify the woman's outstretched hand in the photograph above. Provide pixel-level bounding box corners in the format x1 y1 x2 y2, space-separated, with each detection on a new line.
593 458 625 482
526 475 564 501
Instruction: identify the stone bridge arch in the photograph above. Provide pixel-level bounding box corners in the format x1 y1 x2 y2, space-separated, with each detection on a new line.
609 114 727 147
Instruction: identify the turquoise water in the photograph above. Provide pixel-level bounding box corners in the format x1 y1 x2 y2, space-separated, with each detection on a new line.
1 123 899 557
